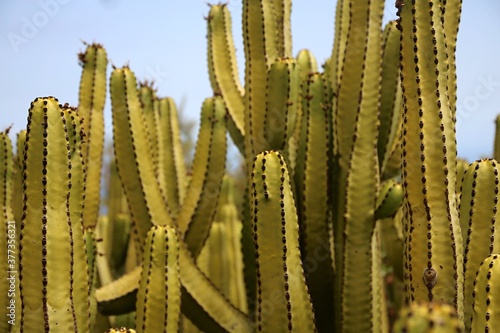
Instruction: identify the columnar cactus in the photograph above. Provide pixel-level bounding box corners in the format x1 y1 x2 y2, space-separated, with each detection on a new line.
398 0 464 314
19 97 90 332
4 0 499 332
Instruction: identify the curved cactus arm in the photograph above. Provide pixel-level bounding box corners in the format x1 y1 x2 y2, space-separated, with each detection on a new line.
263 58 300 152
378 20 403 178
110 66 172 255
471 255 500 332
242 0 279 160
293 72 335 333
393 302 464 333
95 266 141 316
207 4 245 154
252 151 316 333
177 96 227 259
78 42 107 229
0 129 16 332
110 68 251 332
135 226 181 333
459 159 500 331
157 97 187 216
398 0 464 313
19 97 90 332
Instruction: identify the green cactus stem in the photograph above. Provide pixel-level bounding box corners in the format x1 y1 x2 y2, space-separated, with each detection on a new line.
207 4 245 153
398 0 464 314
177 96 227 258
378 20 403 180
494 115 500 162
293 72 334 333
459 159 500 331
332 0 383 330
1 129 16 332
263 57 299 152
242 0 280 159
78 42 108 229
157 97 187 217
251 150 316 332
110 66 251 332
19 97 90 332
135 226 181 333
110 66 172 256
471 254 500 332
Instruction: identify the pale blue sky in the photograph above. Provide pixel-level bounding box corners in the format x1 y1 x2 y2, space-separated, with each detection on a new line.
1 1 499 161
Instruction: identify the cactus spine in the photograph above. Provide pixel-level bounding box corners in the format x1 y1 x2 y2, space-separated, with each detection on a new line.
471 254 500 332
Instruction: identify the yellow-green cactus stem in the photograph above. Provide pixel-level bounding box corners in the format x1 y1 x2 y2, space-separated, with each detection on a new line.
455 158 469 202
494 115 500 162
19 97 90 332
333 0 383 330
198 175 247 313
242 0 279 160
372 223 389 333
138 83 159 172
96 266 141 316
375 179 403 220
459 159 500 331
157 97 187 217
288 49 318 173
441 0 463 117
110 66 172 256
11 130 26 229
135 226 181 333
177 96 227 258
293 72 334 333
273 0 292 58
263 57 299 152
62 105 97 329
378 20 403 179
78 42 108 229
1 129 16 332
398 0 464 314
251 151 316 333
380 208 404 281
393 302 464 333
471 254 500 332
206 4 245 153
327 0 350 94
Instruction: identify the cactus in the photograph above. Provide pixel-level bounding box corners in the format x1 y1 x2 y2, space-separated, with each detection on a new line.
19 97 90 332
471 254 500 332
398 0 464 314
5 0 500 332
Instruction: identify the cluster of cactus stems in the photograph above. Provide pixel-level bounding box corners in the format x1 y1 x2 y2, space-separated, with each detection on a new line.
2 0 500 332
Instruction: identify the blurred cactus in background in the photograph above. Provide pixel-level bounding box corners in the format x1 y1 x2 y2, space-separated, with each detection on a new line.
3 0 500 332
